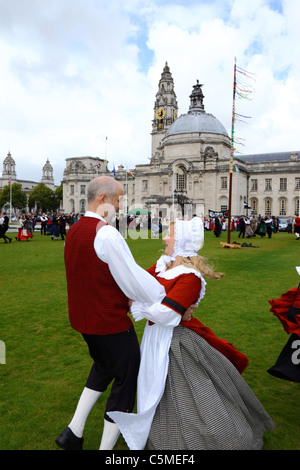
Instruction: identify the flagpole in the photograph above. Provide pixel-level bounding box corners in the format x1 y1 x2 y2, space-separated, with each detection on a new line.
227 57 237 244
9 176 12 223
172 167 175 215
125 168 128 216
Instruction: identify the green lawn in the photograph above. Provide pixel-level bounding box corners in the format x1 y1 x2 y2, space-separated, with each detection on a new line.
0 227 299 450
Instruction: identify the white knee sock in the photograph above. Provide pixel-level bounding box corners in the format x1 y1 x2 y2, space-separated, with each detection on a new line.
68 387 102 438
99 419 120 450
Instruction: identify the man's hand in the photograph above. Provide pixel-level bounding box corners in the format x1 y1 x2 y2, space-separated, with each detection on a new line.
181 303 198 322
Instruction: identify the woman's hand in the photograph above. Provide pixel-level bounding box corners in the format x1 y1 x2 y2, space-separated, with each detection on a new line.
181 303 198 322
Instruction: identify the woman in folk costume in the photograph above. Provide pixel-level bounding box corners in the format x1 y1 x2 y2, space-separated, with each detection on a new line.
15 215 33 241
108 217 274 450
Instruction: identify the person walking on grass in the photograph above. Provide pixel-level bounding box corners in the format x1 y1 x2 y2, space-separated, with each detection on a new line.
0 212 12 244
294 215 300 240
55 176 167 450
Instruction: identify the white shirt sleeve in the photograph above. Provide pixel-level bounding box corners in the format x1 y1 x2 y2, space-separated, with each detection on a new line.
94 224 165 305
130 300 181 328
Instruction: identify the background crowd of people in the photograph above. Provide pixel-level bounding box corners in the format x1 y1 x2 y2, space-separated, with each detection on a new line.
205 214 300 240
2 210 300 243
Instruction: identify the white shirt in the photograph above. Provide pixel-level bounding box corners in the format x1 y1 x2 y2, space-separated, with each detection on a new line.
84 211 165 305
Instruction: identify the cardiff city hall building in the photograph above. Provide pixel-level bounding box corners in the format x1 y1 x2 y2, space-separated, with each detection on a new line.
62 63 300 222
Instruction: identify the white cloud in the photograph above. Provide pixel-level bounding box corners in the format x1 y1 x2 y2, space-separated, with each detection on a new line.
0 0 299 185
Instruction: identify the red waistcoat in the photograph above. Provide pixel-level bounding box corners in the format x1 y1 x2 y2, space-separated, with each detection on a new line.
64 216 132 335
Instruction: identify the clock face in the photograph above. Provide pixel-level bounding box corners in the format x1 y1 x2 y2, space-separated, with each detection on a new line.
156 108 165 120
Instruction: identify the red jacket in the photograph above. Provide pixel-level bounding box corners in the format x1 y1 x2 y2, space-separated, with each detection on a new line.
64 216 132 335
147 264 249 374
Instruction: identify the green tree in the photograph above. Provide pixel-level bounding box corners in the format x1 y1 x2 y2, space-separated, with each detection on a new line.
28 183 57 212
0 183 27 210
54 184 63 206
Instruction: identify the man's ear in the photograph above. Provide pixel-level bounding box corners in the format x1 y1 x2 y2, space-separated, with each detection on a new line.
97 193 106 204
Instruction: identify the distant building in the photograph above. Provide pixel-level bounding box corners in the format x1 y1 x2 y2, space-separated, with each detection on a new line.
0 152 57 212
5 63 299 220
61 63 300 219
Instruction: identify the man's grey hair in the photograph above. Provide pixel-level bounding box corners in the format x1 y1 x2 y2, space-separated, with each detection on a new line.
87 176 118 203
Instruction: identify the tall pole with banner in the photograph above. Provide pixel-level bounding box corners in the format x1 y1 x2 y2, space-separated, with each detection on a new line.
227 58 236 244
227 58 255 244
9 176 12 223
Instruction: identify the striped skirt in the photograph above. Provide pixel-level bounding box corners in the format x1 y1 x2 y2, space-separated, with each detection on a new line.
147 326 275 450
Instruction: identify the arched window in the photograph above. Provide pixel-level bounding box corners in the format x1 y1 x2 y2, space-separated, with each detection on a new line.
176 166 186 191
294 197 300 216
279 198 287 216
265 198 272 216
80 200 86 213
250 198 258 216
220 196 228 211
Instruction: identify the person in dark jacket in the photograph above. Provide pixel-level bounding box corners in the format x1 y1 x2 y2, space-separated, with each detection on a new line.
0 212 12 243
238 216 245 238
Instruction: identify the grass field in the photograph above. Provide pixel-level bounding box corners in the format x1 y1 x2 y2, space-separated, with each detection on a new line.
0 226 299 451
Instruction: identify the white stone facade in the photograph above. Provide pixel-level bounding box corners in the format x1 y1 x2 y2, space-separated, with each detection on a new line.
61 64 300 220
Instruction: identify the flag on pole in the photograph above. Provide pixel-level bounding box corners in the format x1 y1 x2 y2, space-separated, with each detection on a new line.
94 163 100 167
112 166 116 176
8 177 11 184
127 171 135 179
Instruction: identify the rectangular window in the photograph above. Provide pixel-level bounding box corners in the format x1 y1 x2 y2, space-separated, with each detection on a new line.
80 185 85 195
221 177 227 189
265 179 272 191
251 179 258 191
295 178 300 190
142 180 148 191
70 185 74 195
280 178 287 191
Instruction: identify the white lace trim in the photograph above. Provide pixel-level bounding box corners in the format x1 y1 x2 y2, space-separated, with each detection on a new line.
156 263 206 303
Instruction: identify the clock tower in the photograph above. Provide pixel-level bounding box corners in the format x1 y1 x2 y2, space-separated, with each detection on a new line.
151 62 178 161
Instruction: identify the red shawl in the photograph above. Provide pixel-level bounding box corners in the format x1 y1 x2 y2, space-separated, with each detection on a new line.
269 286 300 337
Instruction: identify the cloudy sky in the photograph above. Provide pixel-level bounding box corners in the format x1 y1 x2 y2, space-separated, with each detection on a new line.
0 0 299 185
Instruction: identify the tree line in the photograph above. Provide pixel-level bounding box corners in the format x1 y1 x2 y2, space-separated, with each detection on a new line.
0 182 63 212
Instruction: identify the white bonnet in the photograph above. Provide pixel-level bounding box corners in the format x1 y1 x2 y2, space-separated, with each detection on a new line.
174 216 204 257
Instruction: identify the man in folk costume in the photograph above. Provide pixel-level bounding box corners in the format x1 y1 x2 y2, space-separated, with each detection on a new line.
55 176 166 450
0 212 12 243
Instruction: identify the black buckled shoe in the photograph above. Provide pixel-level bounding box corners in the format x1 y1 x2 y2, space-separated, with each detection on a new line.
55 426 84 450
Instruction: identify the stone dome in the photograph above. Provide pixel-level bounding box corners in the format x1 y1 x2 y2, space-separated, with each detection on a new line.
165 112 228 137
165 80 228 138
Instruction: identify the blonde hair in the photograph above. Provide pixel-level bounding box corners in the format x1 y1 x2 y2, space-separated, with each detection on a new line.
177 255 223 279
